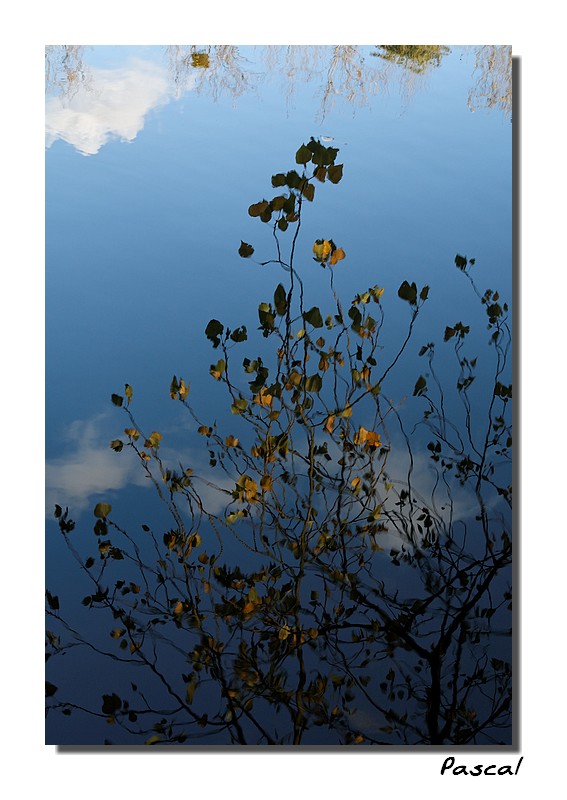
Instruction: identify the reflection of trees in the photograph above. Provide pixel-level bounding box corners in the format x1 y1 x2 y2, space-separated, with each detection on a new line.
266 45 385 120
45 45 92 100
46 140 512 745
373 45 450 73
468 46 512 119
45 45 512 122
165 45 254 101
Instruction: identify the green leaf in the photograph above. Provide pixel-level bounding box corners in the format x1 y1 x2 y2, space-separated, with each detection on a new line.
285 170 302 189
124 384 133 404
111 394 123 407
455 254 468 270
295 143 312 165
205 318 224 348
230 326 247 342
327 164 343 184
413 375 427 396
271 173 287 187
398 280 418 305
94 503 112 519
283 194 296 214
145 735 162 746
258 302 275 332
301 181 315 201
248 200 269 217
305 373 323 393
238 241 254 258
419 285 429 301
313 166 327 182
348 306 362 329
101 693 121 715
303 306 323 328
274 284 287 316
226 510 246 524
325 146 339 165
231 398 248 415
110 439 123 452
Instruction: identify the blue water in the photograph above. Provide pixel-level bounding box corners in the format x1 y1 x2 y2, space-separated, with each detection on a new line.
45 45 512 745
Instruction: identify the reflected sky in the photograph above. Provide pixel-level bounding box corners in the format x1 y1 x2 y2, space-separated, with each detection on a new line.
45 45 512 745
46 43 511 523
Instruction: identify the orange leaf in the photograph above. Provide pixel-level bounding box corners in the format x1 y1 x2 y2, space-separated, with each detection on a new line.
329 247 346 265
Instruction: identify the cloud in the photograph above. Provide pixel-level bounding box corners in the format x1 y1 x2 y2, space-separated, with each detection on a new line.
45 59 183 156
45 412 233 518
45 413 149 515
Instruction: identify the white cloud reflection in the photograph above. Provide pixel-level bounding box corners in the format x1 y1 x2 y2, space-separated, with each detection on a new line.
45 59 187 156
45 412 232 518
45 413 148 515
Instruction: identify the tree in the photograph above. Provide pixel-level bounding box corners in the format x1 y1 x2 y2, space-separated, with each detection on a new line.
372 45 450 74
46 138 512 746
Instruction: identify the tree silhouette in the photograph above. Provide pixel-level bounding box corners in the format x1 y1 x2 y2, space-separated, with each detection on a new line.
46 139 512 746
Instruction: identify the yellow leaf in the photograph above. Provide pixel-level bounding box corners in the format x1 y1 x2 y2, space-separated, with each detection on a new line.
253 389 273 407
173 600 184 615
242 601 256 614
324 415 336 434
354 427 381 447
225 435 239 447
313 239 332 261
260 474 273 492
351 476 362 494
329 247 346 265
178 379 190 399
365 430 382 447
197 425 210 436
278 625 290 641
145 431 162 449
245 478 259 502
